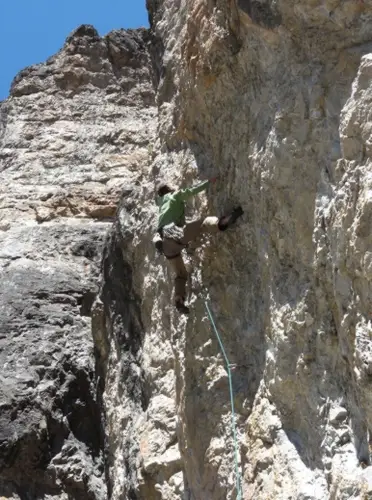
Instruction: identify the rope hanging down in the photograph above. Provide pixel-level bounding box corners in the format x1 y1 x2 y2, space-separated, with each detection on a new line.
205 301 243 500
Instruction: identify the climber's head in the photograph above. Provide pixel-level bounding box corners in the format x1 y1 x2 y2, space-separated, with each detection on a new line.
156 181 174 197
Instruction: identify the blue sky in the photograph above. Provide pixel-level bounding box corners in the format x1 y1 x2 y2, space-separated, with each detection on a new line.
0 0 149 101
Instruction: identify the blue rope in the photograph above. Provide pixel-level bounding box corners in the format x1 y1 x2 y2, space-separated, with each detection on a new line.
205 301 242 500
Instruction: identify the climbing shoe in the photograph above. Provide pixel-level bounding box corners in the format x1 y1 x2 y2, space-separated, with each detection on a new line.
218 206 244 231
175 298 190 315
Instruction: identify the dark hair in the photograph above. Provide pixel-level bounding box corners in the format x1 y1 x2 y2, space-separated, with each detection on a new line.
157 183 174 197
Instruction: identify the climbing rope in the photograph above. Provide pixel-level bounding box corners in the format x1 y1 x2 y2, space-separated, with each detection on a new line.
205 301 243 500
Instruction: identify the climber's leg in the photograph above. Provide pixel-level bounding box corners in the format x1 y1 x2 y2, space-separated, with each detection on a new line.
162 237 184 259
166 254 189 314
163 238 189 313
182 216 219 244
182 208 244 244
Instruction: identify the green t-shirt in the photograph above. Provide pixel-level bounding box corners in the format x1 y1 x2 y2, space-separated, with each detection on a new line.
156 180 210 229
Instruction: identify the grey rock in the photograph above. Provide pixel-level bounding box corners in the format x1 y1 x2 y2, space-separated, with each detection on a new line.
237 0 282 29
3 0 372 499
329 407 348 425
0 21 156 499
96 0 372 499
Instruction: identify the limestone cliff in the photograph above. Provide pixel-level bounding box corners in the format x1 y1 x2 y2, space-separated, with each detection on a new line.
0 24 156 499
2 1 372 499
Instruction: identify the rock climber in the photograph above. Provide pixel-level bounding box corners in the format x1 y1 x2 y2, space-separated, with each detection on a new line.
154 178 243 314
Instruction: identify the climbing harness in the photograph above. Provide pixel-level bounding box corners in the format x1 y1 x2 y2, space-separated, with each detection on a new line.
162 222 184 243
205 301 243 500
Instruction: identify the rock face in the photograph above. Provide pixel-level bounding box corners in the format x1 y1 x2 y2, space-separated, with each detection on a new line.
99 1 372 499
0 25 156 499
3 1 372 499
